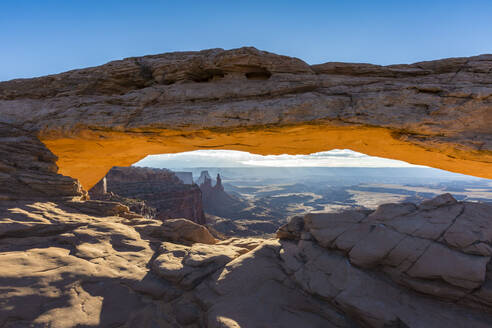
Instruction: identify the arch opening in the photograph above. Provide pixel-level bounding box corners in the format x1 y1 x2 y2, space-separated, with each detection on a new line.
87 149 492 237
40 124 492 192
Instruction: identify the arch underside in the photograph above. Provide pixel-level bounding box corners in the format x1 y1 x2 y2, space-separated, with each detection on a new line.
41 123 492 191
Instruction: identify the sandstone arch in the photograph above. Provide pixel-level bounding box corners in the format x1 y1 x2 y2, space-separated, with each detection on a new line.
2 48 492 328
1 47 491 190
41 123 491 190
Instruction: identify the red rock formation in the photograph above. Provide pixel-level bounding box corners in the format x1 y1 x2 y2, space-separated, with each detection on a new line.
199 172 246 219
90 166 206 224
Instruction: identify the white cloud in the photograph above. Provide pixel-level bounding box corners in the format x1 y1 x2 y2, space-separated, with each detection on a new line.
134 149 424 168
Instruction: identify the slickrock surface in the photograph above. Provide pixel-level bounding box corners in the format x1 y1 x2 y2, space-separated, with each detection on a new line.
0 200 192 327
1 192 492 327
90 166 206 224
277 194 492 322
142 218 216 245
0 47 490 188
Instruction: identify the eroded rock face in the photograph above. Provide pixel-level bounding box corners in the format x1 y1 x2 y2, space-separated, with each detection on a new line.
0 123 85 200
90 166 206 224
152 241 247 290
0 47 490 188
278 194 492 310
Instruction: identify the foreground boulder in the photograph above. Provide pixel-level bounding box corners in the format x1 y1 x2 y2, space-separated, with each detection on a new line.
141 218 217 245
152 241 248 289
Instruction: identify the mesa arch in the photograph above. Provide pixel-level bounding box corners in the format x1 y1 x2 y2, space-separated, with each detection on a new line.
0 47 490 190
41 124 491 190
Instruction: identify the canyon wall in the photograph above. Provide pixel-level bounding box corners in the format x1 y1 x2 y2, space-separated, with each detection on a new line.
89 166 206 224
0 47 490 189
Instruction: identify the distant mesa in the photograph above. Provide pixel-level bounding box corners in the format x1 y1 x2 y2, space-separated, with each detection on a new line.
89 166 206 224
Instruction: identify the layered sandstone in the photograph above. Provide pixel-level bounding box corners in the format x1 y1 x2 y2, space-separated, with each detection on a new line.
0 123 84 200
277 194 492 314
90 166 206 224
0 47 490 188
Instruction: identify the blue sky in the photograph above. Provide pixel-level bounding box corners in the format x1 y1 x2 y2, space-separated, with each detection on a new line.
1 0 491 81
